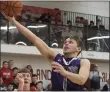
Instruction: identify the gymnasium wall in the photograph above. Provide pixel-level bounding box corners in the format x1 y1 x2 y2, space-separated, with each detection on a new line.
1 54 109 89
22 1 109 17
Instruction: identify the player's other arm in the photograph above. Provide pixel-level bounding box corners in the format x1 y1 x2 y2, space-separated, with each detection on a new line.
2 12 56 60
64 59 90 85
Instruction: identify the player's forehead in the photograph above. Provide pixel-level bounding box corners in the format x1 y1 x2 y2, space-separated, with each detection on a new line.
65 38 75 42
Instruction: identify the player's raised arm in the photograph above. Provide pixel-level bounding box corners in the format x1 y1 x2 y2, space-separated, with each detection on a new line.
2 12 56 60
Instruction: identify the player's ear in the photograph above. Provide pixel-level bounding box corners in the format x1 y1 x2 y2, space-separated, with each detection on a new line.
77 47 81 52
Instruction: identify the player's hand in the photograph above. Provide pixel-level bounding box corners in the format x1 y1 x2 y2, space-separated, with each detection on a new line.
16 73 24 84
52 62 67 77
1 11 15 22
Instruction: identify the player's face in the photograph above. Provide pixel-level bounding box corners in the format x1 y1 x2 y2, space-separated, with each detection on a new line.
22 73 31 84
63 38 79 54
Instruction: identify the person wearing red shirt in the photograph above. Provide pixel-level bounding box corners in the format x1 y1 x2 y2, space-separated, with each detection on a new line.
0 61 13 86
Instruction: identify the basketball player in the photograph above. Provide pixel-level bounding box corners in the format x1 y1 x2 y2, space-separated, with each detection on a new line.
2 12 90 91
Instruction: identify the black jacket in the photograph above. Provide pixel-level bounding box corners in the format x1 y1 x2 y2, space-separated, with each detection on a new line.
102 84 109 91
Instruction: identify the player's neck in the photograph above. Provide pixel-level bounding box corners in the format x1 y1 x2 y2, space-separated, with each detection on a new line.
64 53 78 58
23 85 30 91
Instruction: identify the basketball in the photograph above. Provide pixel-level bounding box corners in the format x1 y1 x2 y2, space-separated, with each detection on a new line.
0 1 23 17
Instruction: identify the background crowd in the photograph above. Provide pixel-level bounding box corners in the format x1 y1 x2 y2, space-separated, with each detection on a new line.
0 60 110 91
0 60 52 91
0 11 109 52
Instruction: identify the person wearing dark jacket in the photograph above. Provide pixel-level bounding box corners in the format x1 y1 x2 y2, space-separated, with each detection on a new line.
102 78 110 91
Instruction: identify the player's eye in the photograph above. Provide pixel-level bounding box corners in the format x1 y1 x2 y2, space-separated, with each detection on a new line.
69 41 73 43
64 41 67 44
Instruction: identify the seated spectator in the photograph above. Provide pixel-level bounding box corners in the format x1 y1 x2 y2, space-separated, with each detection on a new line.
7 83 14 91
67 20 72 26
12 67 19 78
39 13 52 23
0 61 13 86
30 86 37 91
97 19 105 30
80 17 85 24
54 13 62 25
11 77 18 90
15 68 32 91
84 19 88 27
8 60 14 70
45 83 52 91
30 74 38 87
26 65 33 76
75 16 83 27
89 21 94 28
0 75 7 91
67 20 72 30
102 78 110 91
75 16 80 23
36 81 44 91
25 13 32 22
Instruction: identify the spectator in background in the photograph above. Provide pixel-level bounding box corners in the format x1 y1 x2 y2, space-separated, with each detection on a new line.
84 19 88 27
89 64 102 91
80 17 85 24
75 16 83 27
89 21 94 28
30 74 38 87
15 68 32 91
30 86 37 91
11 77 18 90
0 61 13 86
54 13 62 25
0 75 7 91
26 65 33 76
36 81 44 91
75 16 80 23
12 67 19 78
46 83 52 91
83 19 88 50
102 78 110 91
39 13 52 23
8 60 14 70
97 19 105 30
67 20 72 29
25 12 32 22
0 19 8 44
7 83 14 91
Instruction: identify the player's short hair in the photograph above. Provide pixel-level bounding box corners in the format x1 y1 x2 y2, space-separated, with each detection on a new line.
69 36 81 47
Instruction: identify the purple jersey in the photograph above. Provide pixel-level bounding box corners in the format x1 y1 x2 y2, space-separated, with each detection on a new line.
51 53 84 91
